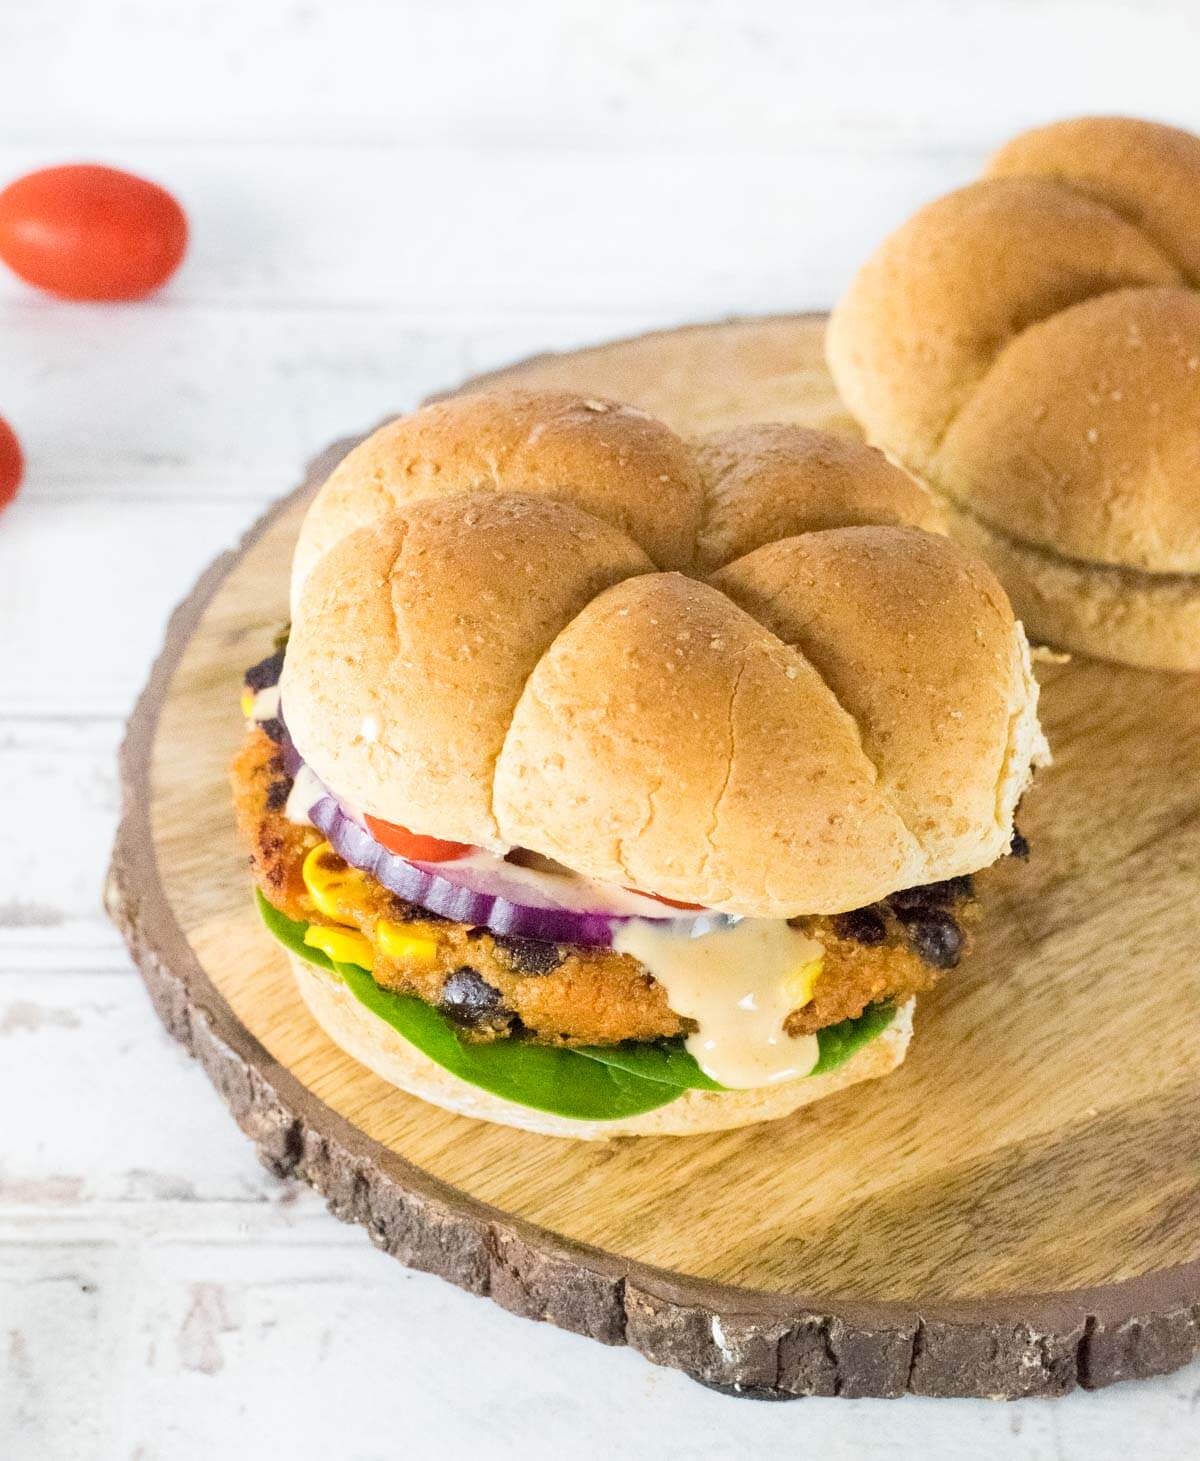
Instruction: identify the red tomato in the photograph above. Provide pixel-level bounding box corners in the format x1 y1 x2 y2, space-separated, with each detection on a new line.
364 815 472 863
0 416 23 511
0 164 188 300
626 888 707 911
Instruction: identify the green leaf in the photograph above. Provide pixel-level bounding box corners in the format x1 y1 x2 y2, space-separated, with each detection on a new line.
811 1000 896 1074
573 1038 725 1091
332 961 684 1120
257 891 337 970
257 891 678 1120
255 892 896 1120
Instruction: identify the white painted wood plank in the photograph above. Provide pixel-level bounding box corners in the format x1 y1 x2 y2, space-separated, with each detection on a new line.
0 720 121 935
0 303 650 496
0 0 1196 150
0 969 290 1205
0 923 128 975
0 142 976 313
0 499 266 716
3 1212 1199 1461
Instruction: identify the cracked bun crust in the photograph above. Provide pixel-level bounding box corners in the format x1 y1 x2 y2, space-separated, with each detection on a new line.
828 115 1200 671
281 388 1045 918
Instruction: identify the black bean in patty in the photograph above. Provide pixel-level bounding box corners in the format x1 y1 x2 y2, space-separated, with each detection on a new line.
1010 827 1030 860
391 896 447 925
265 777 292 812
245 649 285 692
439 967 515 1033
490 934 564 975
834 907 888 946
259 717 285 744
895 907 964 969
888 875 973 912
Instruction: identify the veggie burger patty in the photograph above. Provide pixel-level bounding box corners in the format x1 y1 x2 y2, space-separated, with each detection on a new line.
234 722 978 1049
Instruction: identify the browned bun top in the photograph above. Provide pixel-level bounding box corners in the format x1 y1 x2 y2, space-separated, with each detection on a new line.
828 176 1179 471
986 116 1200 283
283 491 653 849
692 423 945 573
282 390 1044 917
828 116 1200 636
290 389 705 608
939 286 1200 573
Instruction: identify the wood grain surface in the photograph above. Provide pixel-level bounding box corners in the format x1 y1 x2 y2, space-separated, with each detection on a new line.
107 314 1200 1399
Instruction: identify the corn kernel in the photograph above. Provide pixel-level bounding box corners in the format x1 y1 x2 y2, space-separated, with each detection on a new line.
784 956 824 1010
304 924 374 971
240 687 255 719
302 840 369 921
376 920 439 964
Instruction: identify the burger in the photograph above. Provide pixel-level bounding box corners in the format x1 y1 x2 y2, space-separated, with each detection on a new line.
233 390 1047 1138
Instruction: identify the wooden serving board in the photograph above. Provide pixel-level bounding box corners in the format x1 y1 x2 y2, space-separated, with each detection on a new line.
106 315 1200 1400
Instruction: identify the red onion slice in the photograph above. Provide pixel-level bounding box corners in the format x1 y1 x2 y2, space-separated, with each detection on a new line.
309 796 730 948
407 848 683 920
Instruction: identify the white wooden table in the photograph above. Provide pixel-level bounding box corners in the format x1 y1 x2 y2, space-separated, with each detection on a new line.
3 4 1198 1454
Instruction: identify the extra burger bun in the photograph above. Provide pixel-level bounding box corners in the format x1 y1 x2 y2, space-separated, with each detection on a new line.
939 460 1200 674
289 952 916 1140
281 390 1046 917
828 116 1200 671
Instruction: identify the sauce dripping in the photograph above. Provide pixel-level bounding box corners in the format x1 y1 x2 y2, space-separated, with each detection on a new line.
612 919 824 1089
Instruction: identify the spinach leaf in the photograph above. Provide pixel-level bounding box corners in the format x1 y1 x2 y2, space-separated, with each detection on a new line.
256 893 895 1119
334 961 687 1120
257 893 679 1120
257 891 337 969
811 1000 896 1074
573 1039 725 1091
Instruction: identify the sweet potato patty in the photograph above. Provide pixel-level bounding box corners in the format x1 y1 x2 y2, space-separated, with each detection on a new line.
232 727 974 1046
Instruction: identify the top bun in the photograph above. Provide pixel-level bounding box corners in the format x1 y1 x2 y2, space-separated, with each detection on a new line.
281 390 1044 918
828 116 1200 670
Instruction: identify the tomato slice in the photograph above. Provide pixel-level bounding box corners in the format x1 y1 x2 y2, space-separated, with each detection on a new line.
364 814 472 863
625 887 707 911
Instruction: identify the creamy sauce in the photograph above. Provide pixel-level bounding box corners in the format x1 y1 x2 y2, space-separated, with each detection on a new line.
248 684 281 721
285 763 327 825
612 919 824 1089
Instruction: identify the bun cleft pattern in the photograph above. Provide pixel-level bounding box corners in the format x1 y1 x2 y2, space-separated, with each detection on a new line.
282 390 1044 917
828 116 1200 669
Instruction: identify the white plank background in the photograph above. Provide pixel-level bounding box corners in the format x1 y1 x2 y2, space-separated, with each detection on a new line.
3 3 1199 1455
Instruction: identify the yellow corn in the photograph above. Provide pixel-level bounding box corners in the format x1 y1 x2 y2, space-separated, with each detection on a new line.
240 687 255 719
304 924 375 971
302 840 370 921
376 920 439 964
784 956 824 1010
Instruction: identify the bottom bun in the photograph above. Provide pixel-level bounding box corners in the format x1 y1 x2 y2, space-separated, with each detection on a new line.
289 952 915 1139
940 497 1200 672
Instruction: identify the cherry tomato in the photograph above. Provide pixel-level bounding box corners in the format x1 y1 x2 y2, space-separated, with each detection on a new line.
626 888 707 911
0 416 23 512
0 164 187 300
364 814 472 863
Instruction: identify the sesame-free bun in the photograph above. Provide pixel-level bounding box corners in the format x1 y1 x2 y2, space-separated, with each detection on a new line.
289 952 916 1139
938 495 1200 673
828 116 1200 671
281 389 1044 916
289 390 706 608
